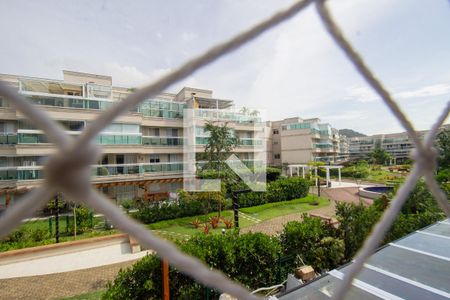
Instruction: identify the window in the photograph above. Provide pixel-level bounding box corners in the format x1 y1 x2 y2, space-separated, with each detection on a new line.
273 141 278 145
154 128 160 136
169 128 178 137
273 129 279 134
274 154 281 159
150 154 160 163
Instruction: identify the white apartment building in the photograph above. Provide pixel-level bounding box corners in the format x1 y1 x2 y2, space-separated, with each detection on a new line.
349 125 450 163
0 70 264 208
267 117 346 166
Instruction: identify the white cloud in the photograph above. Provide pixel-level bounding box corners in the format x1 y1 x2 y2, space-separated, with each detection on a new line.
344 86 379 103
104 62 151 87
395 83 450 99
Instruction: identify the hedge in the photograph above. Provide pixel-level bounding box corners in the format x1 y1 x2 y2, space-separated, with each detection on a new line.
103 232 281 299
280 216 344 272
239 177 310 208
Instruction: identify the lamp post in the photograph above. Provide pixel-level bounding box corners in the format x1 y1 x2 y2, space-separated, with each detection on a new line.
54 193 60 243
230 189 251 229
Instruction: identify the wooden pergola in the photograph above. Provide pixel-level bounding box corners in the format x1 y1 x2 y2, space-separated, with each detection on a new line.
1 178 185 208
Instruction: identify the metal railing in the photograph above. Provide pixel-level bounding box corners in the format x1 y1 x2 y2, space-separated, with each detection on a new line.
0 0 448 299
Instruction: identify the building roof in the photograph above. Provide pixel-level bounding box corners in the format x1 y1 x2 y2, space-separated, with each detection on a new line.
278 219 450 300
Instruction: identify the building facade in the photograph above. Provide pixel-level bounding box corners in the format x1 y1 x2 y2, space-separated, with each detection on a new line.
0 70 264 208
348 125 450 163
267 117 347 166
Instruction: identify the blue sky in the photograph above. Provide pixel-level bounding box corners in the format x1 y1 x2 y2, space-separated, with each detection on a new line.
0 0 449 135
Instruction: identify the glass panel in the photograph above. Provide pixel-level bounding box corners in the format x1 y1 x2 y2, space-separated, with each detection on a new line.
395 233 450 258
367 245 450 292
423 222 450 237
340 266 449 300
279 275 381 300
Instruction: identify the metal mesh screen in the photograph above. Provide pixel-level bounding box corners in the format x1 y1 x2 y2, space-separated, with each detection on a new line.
0 0 448 299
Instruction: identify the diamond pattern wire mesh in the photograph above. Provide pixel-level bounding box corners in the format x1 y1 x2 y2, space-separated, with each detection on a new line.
0 0 448 299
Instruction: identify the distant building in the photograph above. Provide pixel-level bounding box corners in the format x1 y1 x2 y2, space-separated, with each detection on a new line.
349 125 450 164
267 117 346 166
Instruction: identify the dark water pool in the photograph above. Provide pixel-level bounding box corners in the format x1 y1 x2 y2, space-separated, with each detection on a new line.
363 186 394 194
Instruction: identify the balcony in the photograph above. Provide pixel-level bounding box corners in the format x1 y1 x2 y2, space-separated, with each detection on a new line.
194 109 260 124
0 134 18 145
239 138 263 147
195 136 263 147
0 162 184 181
95 134 142 145
314 143 333 149
142 136 183 146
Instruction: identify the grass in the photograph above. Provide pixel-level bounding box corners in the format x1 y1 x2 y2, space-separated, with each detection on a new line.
2 195 329 250
147 195 329 238
240 196 328 220
0 216 119 252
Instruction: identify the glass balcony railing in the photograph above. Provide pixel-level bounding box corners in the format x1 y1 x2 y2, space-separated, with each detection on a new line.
196 136 262 147
21 93 185 120
194 109 261 124
0 134 18 144
0 162 184 181
95 135 142 145
314 143 333 149
240 138 263 146
93 162 184 177
24 94 115 110
1 132 142 145
142 136 184 146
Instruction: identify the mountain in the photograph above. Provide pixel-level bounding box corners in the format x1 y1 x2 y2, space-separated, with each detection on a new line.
339 129 367 138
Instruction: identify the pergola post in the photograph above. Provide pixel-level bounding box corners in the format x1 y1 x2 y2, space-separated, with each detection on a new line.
302 166 305 178
315 167 318 187
338 167 341 183
326 167 330 187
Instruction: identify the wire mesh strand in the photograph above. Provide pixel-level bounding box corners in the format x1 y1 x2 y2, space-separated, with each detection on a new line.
0 0 449 299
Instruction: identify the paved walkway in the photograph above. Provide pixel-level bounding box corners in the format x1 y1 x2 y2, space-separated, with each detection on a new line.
240 201 336 236
0 260 137 300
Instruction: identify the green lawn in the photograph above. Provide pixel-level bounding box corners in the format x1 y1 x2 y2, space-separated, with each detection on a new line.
0 216 119 252
148 195 329 238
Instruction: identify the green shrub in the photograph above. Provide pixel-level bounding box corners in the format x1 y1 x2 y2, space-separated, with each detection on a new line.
103 255 163 300
280 216 343 272
336 202 381 259
266 167 282 182
238 192 267 208
400 181 440 214
238 177 310 208
266 177 309 203
104 232 281 299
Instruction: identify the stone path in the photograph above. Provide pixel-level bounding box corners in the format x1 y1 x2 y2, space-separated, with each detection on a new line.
0 260 137 300
240 200 335 236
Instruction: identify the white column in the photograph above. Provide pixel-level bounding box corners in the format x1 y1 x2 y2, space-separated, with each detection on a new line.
315 167 318 187
338 168 341 182
326 168 330 187
302 167 305 178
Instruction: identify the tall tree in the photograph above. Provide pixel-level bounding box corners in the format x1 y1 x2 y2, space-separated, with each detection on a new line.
200 121 239 216
369 148 392 165
203 121 239 170
436 128 450 170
